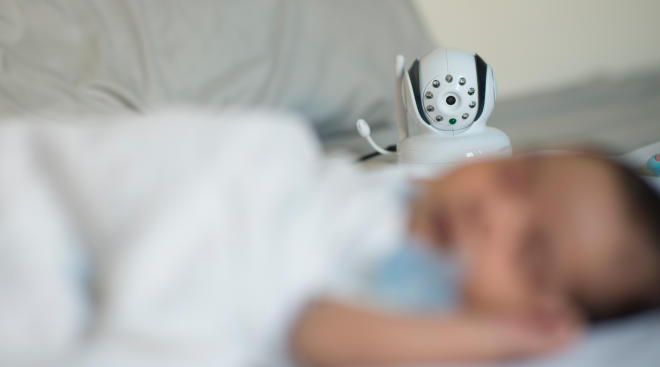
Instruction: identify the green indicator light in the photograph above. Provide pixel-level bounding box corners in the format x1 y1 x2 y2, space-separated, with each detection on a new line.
449 118 457 125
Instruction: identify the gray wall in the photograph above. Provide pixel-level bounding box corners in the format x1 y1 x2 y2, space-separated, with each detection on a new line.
414 0 660 99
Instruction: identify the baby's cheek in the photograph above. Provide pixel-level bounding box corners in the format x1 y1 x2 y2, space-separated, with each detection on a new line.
461 261 532 314
460 266 504 311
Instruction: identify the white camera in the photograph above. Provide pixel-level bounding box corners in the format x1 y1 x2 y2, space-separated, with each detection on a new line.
357 48 511 170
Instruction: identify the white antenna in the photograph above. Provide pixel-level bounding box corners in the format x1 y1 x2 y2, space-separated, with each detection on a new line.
394 54 408 141
356 119 393 155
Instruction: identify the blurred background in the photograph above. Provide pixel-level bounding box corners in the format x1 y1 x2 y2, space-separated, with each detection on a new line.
415 0 660 99
0 0 659 153
408 0 660 154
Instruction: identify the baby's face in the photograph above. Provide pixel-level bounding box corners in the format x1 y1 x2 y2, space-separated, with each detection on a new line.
410 153 654 320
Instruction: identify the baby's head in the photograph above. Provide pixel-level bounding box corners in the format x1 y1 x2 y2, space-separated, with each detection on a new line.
411 151 660 324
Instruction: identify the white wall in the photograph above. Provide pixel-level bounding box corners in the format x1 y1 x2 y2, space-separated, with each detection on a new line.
413 0 660 99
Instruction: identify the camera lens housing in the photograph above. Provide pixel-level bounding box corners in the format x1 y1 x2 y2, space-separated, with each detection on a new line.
446 95 457 105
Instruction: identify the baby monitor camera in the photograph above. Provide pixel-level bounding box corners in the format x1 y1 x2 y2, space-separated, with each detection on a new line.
357 48 511 169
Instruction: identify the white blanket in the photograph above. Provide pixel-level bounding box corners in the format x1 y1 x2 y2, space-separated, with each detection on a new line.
2 108 659 367
0 109 408 366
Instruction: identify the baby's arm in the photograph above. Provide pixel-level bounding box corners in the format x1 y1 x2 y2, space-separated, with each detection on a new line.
291 299 577 367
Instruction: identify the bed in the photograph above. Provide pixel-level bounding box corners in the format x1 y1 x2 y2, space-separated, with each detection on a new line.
1 1 660 366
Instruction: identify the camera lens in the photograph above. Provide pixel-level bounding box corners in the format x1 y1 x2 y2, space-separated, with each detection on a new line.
446 96 456 105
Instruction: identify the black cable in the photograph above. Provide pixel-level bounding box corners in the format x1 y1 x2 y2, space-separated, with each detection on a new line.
356 144 397 162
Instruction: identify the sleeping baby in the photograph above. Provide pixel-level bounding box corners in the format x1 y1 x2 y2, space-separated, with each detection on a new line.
1 111 658 366
291 152 660 366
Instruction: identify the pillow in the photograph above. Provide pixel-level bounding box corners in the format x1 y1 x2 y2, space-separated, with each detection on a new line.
0 0 435 139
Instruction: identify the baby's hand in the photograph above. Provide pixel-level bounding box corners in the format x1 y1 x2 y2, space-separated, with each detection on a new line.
449 311 582 362
291 300 581 367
